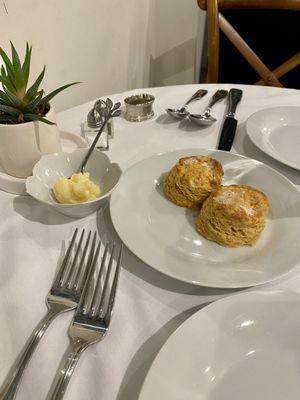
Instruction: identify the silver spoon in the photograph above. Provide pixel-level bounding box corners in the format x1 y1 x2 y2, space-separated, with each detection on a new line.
166 89 208 119
189 89 228 126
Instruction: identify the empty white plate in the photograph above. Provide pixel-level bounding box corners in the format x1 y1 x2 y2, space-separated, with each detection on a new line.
110 148 300 288
246 106 300 170
139 290 300 400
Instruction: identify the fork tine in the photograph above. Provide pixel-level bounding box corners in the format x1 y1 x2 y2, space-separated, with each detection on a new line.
104 245 123 326
94 244 115 318
77 239 101 314
73 231 95 291
54 228 78 287
89 243 110 317
65 229 85 287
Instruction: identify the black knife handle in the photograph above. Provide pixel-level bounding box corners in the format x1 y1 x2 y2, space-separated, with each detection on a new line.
218 118 237 151
227 88 243 117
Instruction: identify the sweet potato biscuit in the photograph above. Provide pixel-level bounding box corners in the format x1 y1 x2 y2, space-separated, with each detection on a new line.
196 184 269 247
163 169 198 208
163 156 223 208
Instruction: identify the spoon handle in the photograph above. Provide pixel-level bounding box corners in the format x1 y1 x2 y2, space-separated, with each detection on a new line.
80 114 110 174
185 89 208 106
206 89 228 110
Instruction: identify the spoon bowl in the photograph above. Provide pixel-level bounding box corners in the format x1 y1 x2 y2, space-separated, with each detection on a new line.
166 107 189 119
165 89 208 120
189 89 228 127
189 113 217 126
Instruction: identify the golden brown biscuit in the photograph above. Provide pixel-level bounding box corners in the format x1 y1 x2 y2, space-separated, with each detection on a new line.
163 156 223 208
196 185 269 247
163 169 198 208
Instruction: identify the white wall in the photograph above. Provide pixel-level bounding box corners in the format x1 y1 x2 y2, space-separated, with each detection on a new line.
0 0 205 111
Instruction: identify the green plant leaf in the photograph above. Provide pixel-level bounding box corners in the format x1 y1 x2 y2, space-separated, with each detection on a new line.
0 47 23 91
25 66 45 102
0 104 20 116
0 47 15 78
10 41 25 89
0 114 18 123
0 89 15 106
40 82 80 105
24 113 56 125
0 76 16 95
0 64 17 93
24 90 44 112
22 43 32 87
2 87 24 107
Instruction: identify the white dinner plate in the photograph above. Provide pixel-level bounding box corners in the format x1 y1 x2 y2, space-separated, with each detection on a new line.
246 106 300 170
139 290 300 400
110 148 300 288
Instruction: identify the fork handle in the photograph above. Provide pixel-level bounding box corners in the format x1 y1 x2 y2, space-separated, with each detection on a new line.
0 308 60 400
48 340 87 400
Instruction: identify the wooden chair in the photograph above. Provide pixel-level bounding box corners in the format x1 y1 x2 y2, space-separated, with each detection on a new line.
197 0 300 87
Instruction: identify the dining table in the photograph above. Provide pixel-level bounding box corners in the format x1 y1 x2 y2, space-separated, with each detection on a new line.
1 83 300 400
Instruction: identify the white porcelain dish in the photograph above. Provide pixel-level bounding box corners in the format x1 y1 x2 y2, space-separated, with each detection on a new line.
139 290 300 400
246 106 300 170
0 130 87 195
26 148 121 218
110 148 300 288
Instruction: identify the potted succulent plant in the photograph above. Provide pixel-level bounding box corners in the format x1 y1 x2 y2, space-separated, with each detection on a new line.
0 42 78 178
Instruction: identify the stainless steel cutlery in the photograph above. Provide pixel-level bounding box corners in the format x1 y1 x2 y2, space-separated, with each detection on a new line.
48 240 122 400
218 88 243 151
166 89 208 119
0 229 122 400
0 228 96 400
189 89 228 126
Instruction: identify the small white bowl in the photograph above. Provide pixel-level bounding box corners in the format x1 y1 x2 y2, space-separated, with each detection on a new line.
26 148 122 218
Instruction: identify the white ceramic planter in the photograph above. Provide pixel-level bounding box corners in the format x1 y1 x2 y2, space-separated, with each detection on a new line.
0 106 62 178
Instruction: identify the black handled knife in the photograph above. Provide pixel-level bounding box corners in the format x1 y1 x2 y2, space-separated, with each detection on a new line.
217 88 243 151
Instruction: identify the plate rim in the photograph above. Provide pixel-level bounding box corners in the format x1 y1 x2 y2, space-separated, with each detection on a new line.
138 289 300 400
110 148 300 288
246 106 300 171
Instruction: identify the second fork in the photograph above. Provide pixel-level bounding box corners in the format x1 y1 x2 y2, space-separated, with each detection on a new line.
48 240 123 400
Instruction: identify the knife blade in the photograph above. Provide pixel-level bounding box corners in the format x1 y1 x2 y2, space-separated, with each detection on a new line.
218 88 243 151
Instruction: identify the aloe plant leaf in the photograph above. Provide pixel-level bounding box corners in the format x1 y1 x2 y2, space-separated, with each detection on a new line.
24 113 56 125
0 114 18 123
24 90 44 112
10 41 22 71
0 59 17 93
0 76 16 95
10 41 25 88
0 104 20 116
40 82 80 105
0 47 15 77
0 89 17 106
3 89 24 108
25 66 45 102
0 90 10 102
22 43 32 87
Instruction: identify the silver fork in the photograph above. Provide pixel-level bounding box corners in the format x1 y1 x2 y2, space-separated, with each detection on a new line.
0 228 96 400
48 239 123 400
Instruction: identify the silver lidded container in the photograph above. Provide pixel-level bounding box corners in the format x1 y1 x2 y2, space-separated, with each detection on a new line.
124 93 155 122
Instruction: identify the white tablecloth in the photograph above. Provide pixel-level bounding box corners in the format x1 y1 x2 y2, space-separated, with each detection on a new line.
0 84 300 400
